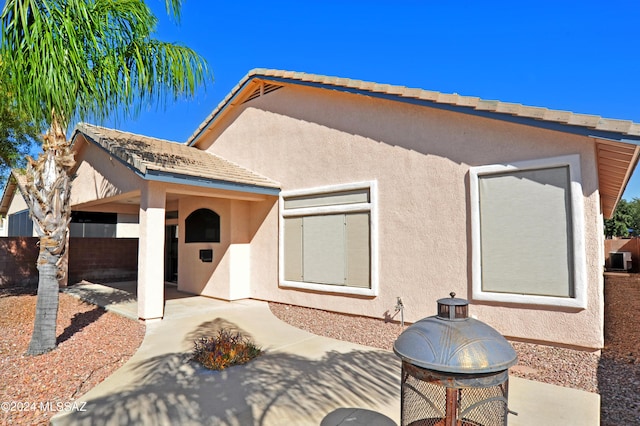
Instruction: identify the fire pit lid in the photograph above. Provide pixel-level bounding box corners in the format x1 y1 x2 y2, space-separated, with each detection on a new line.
393 294 517 374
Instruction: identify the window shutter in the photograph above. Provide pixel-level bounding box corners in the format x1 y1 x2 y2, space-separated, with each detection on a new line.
345 213 370 288
302 215 345 285
284 217 303 281
479 166 573 297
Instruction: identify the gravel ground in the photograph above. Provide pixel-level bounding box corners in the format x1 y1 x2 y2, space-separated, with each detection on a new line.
0 288 145 425
0 274 637 425
269 273 640 426
599 274 640 425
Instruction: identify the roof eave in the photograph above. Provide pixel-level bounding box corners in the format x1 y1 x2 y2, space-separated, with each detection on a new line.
187 69 262 146
144 169 280 196
0 176 17 216
187 70 640 148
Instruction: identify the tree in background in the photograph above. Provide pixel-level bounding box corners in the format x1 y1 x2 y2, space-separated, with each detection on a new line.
605 199 633 238
0 0 208 355
627 198 640 235
0 80 41 187
604 198 640 238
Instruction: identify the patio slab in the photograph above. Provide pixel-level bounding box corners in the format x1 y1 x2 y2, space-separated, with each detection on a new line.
53 281 600 425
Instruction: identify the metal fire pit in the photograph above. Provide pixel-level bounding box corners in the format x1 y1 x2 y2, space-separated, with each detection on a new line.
393 293 517 426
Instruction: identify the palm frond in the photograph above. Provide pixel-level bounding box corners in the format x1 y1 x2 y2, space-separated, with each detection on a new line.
0 0 209 132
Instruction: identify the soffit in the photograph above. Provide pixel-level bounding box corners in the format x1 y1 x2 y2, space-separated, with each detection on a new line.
596 139 640 218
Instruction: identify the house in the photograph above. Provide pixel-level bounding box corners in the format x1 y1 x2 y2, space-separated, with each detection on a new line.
0 168 141 239
7 69 640 350
0 170 34 237
0 168 140 285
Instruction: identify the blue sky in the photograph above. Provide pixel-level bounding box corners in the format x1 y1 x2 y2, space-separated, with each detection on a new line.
107 0 640 199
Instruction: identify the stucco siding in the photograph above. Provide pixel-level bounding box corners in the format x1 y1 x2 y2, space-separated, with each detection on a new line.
178 196 261 301
7 188 29 215
198 88 603 348
201 84 603 348
71 137 143 206
178 196 231 298
197 84 604 349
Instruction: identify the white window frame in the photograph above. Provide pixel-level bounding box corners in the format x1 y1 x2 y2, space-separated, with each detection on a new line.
469 154 587 309
279 181 378 296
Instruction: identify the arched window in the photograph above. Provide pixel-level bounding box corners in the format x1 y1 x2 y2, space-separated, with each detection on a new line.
185 209 220 243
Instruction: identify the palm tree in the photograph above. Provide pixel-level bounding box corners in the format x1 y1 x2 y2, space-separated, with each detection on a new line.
0 0 208 355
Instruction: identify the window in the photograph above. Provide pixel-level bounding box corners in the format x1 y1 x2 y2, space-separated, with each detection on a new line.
280 181 378 296
469 155 587 308
69 211 117 238
185 208 220 243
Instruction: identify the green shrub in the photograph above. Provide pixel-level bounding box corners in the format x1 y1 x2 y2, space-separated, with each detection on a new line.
192 330 262 370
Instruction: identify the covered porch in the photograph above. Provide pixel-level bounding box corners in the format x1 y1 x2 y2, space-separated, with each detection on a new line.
69 123 280 321
62 280 196 321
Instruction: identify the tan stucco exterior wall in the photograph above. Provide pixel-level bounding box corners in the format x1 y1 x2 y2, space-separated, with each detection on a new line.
71 136 143 207
197 85 604 349
177 196 268 301
7 188 29 216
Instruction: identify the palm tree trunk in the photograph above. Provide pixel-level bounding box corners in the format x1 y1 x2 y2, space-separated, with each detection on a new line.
27 244 60 354
26 118 74 355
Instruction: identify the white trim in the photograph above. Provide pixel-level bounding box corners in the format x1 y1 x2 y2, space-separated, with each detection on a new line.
469 154 587 309
281 203 371 217
279 181 379 297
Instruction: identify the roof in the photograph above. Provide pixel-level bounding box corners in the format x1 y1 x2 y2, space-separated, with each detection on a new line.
188 69 640 145
0 170 28 216
186 69 640 218
72 123 280 195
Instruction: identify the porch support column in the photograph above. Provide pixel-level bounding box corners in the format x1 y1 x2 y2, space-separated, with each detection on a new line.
138 181 166 320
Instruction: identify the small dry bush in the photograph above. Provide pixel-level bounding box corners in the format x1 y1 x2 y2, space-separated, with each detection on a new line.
192 330 262 370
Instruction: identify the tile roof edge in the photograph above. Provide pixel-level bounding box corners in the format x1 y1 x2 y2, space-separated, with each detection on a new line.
186 68 640 147
73 122 280 189
186 69 261 146
73 123 159 176
75 122 182 145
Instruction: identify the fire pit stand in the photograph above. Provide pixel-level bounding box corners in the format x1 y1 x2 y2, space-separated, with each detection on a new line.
393 293 518 426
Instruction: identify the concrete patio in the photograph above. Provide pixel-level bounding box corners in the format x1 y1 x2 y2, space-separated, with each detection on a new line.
54 281 600 425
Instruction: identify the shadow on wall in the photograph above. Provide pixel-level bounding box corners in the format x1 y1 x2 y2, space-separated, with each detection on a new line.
0 237 38 287
0 236 140 288
54 320 400 425
68 238 138 284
